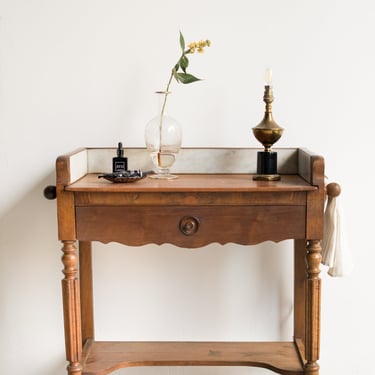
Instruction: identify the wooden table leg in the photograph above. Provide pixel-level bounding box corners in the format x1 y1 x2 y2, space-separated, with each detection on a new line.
294 239 306 349
62 240 82 375
304 239 321 375
79 241 95 345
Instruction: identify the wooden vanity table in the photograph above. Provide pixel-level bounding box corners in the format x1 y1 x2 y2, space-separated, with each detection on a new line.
52 147 327 375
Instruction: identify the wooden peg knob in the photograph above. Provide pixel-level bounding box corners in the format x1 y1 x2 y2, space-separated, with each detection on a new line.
44 185 57 200
326 182 341 198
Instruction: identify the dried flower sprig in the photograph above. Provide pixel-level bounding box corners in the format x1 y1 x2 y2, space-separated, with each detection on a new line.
169 32 210 88
160 32 211 111
156 32 210 165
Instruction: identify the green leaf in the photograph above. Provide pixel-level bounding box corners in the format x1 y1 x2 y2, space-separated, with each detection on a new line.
179 55 189 73
179 31 185 52
173 68 180 82
175 72 201 84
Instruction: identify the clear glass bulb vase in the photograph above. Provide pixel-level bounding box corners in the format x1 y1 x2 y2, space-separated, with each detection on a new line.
145 91 182 179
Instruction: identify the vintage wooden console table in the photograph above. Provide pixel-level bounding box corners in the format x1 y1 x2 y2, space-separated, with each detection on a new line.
50 147 332 375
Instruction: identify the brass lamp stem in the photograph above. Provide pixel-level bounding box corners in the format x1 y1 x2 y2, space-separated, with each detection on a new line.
263 87 276 152
264 85 274 114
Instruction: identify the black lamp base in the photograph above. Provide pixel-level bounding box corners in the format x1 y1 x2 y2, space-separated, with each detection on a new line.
253 151 280 181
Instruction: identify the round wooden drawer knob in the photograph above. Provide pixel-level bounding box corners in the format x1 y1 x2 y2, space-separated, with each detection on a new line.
326 182 341 198
179 216 200 236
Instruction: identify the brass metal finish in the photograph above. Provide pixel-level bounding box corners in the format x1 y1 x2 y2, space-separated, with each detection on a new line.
252 86 284 152
253 174 281 181
252 85 284 181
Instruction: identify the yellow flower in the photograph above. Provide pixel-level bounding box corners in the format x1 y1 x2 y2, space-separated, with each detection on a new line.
188 39 211 53
200 40 212 48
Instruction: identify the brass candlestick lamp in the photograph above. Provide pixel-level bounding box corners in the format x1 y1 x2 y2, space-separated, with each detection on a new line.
252 68 284 180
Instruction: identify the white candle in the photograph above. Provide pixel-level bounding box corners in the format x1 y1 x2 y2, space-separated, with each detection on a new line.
265 67 273 86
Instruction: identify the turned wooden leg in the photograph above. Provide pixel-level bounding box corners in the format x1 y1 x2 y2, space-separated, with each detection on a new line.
62 241 82 375
304 240 321 375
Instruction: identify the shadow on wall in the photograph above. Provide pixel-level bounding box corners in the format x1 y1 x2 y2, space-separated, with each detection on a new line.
0 171 67 375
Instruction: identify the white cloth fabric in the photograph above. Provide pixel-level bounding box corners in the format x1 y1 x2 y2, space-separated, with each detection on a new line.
321 194 353 277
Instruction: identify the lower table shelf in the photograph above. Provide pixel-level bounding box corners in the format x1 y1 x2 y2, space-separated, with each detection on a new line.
82 340 305 375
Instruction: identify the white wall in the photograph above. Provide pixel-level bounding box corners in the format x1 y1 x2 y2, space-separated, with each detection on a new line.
0 1 373 374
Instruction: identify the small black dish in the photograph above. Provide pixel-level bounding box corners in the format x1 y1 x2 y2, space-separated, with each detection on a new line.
98 170 154 183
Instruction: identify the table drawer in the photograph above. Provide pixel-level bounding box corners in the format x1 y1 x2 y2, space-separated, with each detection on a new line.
76 205 306 247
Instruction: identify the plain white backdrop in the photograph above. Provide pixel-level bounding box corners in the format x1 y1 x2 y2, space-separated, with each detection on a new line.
0 1 373 374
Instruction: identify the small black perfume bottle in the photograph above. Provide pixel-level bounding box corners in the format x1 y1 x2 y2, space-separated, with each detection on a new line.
112 142 128 172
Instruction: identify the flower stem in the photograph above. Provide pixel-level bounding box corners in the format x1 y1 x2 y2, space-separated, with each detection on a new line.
157 52 186 166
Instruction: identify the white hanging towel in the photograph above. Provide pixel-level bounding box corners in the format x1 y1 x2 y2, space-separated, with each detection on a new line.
321 185 353 277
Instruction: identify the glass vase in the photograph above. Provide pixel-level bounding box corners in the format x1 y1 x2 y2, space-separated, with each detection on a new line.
145 91 182 179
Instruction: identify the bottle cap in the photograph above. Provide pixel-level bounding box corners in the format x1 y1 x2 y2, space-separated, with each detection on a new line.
117 142 124 157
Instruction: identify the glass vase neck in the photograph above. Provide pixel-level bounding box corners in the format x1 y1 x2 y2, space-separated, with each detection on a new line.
155 91 172 115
